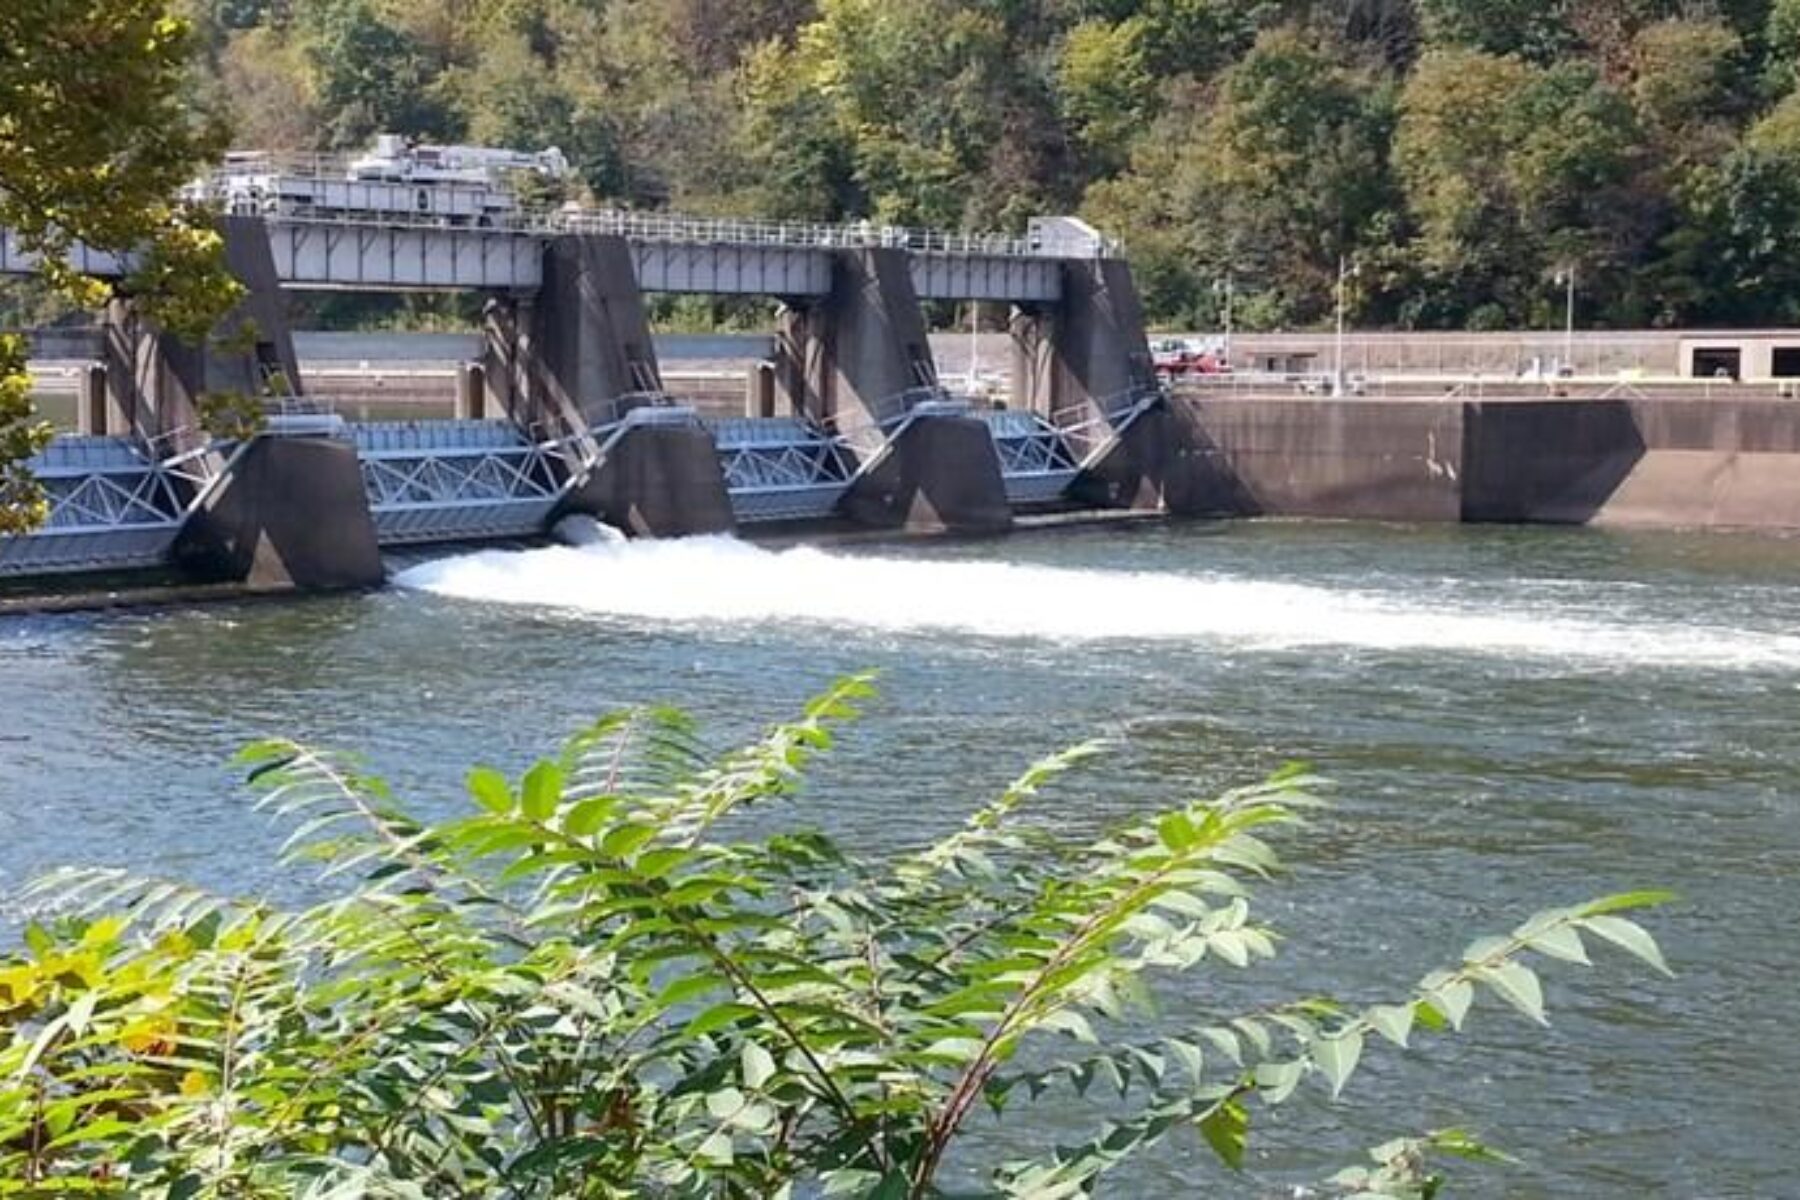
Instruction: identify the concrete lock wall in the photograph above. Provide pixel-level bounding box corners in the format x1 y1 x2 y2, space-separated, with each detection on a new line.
1460 398 1800 529
1170 398 1465 522
1172 395 1800 533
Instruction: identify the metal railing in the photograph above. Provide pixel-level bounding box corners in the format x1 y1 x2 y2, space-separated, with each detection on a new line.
185 162 1117 259
1050 384 1164 467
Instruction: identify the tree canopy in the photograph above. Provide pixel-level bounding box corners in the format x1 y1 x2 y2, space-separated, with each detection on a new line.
162 0 1800 331
1 0 243 530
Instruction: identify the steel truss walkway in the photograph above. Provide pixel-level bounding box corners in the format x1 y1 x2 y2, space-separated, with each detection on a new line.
708 418 854 525
0 437 212 577
350 420 563 546
1053 385 1167 473
978 410 1082 506
1 208 1083 300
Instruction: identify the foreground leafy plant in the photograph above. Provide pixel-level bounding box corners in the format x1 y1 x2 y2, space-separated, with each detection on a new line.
0 678 1672 1197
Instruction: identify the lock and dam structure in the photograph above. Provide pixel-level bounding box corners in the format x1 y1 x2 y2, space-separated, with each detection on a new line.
9 204 1800 594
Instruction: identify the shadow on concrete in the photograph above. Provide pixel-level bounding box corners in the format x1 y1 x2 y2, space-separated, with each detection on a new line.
1461 400 1647 524
174 436 384 591
841 414 1013 534
565 424 735 538
1072 400 1262 517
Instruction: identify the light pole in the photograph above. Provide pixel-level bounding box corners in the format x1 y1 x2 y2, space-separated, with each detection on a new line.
1334 256 1358 396
1215 275 1235 368
1553 266 1576 376
968 300 980 394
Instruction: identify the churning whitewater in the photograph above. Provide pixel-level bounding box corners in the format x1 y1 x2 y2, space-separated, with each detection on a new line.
393 536 1800 670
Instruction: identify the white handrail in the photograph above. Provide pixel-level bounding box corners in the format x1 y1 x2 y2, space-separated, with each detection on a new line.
187 163 1116 258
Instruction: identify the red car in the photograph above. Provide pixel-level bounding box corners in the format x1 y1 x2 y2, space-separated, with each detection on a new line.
1151 338 1228 381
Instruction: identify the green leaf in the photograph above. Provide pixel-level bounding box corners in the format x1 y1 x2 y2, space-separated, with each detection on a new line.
1158 812 1198 852
1578 890 1678 917
1198 1098 1249 1170
520 761 564 823
867 1171 911 1200
1314 1029 1363 1099
1254 1059 1304 1104
684 1002 756 1037
1581 915 1672 975
696 1130 734 1165
1039 1009 1099 1044
564 796 617 838
601 823 657 860
1367 1003 1415 1049
1428 978 1474 1031
1525 924 1590 965
742 1041 776 1090
1166 1038 1206 1083
1478 961 1546 1024
705 1087 745 1120
467 766 513 815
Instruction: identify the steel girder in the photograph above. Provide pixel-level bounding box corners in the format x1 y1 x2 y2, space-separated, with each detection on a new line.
709 418 854 524
351 421 563 545
0 437 188 576
979 410 1080 506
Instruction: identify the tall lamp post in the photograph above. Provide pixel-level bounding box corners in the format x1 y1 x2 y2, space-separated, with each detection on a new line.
1334 256 1358 397
1553 266 1576 376
1215 275 1235 368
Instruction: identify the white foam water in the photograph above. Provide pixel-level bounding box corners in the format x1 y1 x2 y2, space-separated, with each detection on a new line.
392 536 1800 671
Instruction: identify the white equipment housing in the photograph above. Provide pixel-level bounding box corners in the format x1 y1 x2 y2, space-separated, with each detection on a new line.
185 135 571 228
347 134 570 186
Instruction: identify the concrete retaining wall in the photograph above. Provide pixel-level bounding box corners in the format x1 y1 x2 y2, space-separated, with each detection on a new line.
1176 398 1463 522
1176 394 1800 532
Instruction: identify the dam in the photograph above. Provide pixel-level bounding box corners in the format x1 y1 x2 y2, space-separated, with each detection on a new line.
9 191 1800 595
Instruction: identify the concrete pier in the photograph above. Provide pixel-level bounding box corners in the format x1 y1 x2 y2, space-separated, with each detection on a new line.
528 234 664 428
100 217 303 448
840 411 1014 534
562 418 736 538
779 248 1013 534
173 431 384 591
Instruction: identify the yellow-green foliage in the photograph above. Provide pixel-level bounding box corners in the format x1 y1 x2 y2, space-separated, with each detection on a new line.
0 680 1673 1197
0 0 245 531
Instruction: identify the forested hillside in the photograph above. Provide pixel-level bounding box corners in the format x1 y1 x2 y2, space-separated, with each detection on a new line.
179 0 1800 330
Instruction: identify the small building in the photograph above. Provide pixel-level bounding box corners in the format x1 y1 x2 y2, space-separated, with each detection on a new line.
1678 335 1800 383
1246 349 1321 376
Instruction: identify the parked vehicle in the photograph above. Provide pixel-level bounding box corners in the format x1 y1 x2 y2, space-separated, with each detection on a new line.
1151 337 1229 381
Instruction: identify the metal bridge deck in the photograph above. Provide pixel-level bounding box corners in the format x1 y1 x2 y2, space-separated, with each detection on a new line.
3 215 1072 300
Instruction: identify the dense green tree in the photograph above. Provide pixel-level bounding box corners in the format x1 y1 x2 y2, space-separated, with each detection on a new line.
1395 50 1641 326
302 0 460 148
1058 17 1159 174
1090 27 1396 328
28 0 1800 338
0 0 242 531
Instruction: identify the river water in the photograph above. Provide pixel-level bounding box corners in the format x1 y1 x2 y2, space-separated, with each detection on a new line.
2 520 1797 1195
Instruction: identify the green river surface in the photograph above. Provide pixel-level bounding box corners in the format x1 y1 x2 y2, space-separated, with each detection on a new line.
3 519 1798 1196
